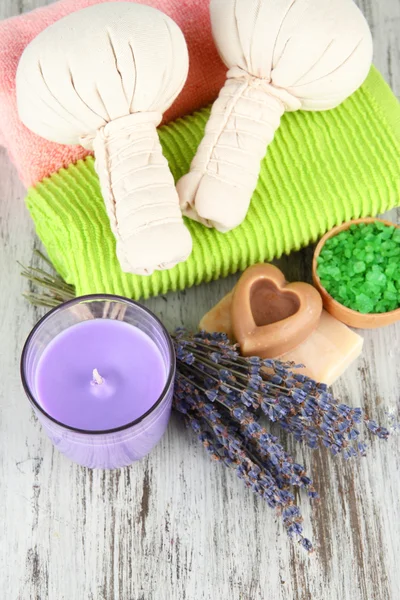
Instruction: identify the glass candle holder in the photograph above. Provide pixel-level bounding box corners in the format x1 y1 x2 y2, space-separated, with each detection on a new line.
21 295 175 469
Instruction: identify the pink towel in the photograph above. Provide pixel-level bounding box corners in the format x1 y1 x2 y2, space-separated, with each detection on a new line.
0 0 225 187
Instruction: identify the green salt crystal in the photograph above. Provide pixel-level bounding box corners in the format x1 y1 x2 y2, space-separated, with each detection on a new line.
380 232 391 242
386 248 400 258
375 221 386 230
355 293 374 314
372 264 382 272
386 301 398 312
347 265 355 277
321 249 333 260
353 249 365 259
364 283 382 297
326 265 341 277
385 263 397 278
354 261 366 273
392 230 400 243
366 286 377 296
366 271 386 286
381 240 393 250
375 301 387 313
384 290 397 302
349 286 362 297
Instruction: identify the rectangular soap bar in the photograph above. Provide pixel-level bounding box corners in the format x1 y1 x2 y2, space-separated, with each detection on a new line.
199 294 363 386
280 310 363 385
199 291 234 339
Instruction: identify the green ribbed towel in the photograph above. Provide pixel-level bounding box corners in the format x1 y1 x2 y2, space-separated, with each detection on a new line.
26 67 400 299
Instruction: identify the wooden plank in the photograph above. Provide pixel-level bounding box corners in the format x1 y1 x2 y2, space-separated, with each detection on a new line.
0 0 399 598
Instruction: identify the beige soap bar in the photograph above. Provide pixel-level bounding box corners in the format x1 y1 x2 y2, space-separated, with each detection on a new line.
199 292 363 386
280 310 363 384
200 292 235 339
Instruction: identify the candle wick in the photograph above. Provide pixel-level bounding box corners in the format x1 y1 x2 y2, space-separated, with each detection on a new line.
91 368 104 386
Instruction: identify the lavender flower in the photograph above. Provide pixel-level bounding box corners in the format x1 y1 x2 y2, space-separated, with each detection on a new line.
172 330 389 552
176 378 312 548
173 330 389 454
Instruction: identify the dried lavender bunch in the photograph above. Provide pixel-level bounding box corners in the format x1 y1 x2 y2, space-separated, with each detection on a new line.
174 376 315 550
173 330 389 454
172 330 389 552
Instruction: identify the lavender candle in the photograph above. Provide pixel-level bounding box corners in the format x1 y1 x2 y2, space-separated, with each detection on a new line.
21 295 175 469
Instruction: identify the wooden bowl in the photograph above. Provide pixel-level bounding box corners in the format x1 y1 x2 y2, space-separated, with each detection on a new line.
312 218 400 329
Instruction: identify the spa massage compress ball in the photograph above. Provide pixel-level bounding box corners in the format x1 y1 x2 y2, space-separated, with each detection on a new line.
177 0 373 233
16 2 192 275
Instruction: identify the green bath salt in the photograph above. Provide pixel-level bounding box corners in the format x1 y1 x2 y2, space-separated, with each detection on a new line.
317 222 400 314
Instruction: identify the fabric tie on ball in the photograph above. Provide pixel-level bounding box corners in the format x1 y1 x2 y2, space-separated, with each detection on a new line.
16 2 192 275
227 66 302 112
177 0 373 233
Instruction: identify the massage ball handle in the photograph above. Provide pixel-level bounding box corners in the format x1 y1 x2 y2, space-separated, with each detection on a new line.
177 70 300 232
88 112 193 275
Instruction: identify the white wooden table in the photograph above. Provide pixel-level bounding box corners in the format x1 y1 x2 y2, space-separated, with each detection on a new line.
1 1 399 598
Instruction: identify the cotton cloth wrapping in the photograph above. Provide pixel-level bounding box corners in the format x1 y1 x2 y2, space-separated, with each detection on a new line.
16 3 194 275
178 0 373 232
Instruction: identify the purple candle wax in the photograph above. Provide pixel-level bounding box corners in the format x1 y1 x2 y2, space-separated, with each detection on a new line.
21 295 175 468
35 319 167 431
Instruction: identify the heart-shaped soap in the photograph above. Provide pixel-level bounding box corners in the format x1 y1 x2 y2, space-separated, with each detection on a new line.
231 264 323 358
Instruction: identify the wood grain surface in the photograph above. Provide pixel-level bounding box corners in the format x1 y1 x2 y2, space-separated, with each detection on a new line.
0 1 399 598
